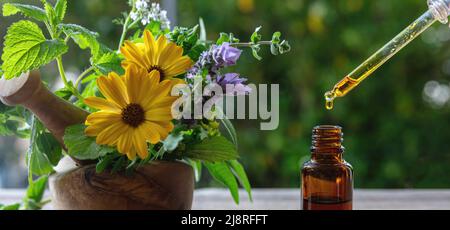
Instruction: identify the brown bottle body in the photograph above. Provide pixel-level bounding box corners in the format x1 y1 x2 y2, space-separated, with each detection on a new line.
301 125 353 210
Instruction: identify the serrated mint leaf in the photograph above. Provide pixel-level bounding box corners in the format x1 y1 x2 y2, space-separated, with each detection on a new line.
271 31 281 44
36 132 62 166
2 3 47 22
63 124 116 160
92 52 124 75
43 1 57 28
1 20 68 79
60 23 99 54
185 136 238 162
251 26 262 44
251 44 262 61
54 0 67 22
26 175 48 202
26 118 55 176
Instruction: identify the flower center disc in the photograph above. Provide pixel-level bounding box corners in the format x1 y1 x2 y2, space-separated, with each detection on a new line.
148 65 165 80
122 103 145 127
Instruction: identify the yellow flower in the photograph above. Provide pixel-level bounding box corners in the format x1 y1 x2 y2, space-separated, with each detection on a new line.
120 30 194 81
84 66 177 160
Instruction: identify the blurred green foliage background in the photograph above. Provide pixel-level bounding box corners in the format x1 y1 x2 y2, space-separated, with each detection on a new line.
1 0 450 188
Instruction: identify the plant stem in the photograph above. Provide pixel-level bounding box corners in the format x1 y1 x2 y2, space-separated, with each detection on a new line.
118 15 132 51
56 57 84 100
75 66 95 89
56 57 69 86
27 116 38 184
230 41 272 47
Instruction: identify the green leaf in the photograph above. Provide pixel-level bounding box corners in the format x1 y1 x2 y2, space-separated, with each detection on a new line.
26 175 48 202
26 119 54 176
270 32 291 55
0 104 31 138
1 20 68 79
111 156 127 173
81 78 99 97
271 31 281 44
54 0 67 22
219 117 238 147
92 52 124 75
96 153 118 173
251 26 262 44
187 44 207 61
54 86 73 100
185 136 238 162
188 159 202 182
60 23 99 54
216 32 239 45
2 3 47 21
0 203 21 210
36 132 62 166
63 124 116 160
43 0 57 28
251 44 262 61
205 162 240 204
279 40 291 54
228 160 252 202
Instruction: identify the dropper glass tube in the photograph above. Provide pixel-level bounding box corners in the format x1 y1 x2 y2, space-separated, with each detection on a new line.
325 0 450 110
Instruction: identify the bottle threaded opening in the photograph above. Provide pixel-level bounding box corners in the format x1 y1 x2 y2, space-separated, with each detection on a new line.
311 125 344 153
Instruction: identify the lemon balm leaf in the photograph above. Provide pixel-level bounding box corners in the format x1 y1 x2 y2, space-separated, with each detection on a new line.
54 0 67 22
60 23 99 54
2 3 47 22
92 52 124 75
63 124 116 160
1 20 68 79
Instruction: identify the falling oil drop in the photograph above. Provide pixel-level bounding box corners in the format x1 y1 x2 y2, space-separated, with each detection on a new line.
325 100 334 110
324 91 336 110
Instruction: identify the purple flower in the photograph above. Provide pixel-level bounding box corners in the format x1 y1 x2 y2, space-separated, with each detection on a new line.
212 43 242 67
215 73 252 95
188 43 242 77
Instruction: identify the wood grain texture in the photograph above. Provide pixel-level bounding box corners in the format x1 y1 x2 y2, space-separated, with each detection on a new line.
0 71 89 146
49 161 195 210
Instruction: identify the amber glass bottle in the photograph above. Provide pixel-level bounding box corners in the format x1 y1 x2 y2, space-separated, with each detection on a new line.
301 125 353 210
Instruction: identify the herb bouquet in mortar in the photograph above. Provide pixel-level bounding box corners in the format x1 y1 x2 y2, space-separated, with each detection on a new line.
0 0 290 210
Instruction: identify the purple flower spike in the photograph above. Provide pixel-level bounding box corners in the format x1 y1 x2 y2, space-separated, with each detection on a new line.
212 43 242 67
216 73 252 95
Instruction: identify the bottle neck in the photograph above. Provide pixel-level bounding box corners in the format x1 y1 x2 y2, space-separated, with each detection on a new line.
310 125 344 163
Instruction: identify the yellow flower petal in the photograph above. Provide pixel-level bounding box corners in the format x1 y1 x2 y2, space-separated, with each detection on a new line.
117 127 133 154
145 107 173 122
140 122 161 144
97 73 129 107
164 56 194 77
133 132 148 159
96 122 127 146
159 42 184 67
84 97 121 113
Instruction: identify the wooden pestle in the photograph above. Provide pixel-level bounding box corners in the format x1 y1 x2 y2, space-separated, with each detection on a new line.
0 71 89 149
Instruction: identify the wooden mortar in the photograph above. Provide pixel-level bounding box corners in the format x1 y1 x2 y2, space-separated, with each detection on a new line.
0 72 194 210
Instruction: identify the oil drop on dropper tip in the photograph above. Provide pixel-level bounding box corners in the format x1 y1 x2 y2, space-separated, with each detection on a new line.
324 0 450 110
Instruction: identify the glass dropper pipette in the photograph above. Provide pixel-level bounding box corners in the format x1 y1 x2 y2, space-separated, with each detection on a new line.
325 0 450 110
